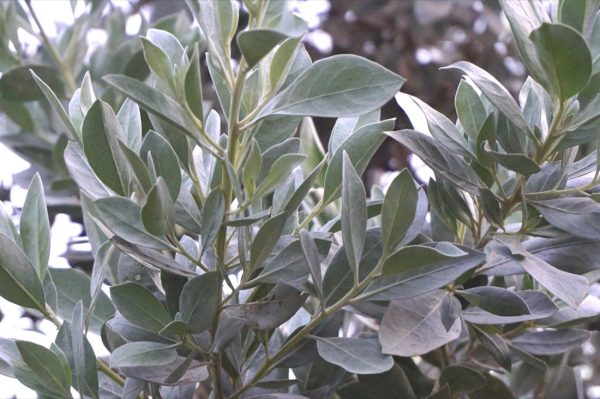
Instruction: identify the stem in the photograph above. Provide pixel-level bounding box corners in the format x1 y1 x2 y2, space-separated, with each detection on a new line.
229 258 384 398
526 178 599 198
293 199 325 235
25 0 77 94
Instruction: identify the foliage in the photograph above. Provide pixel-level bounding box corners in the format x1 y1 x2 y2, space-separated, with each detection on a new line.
0 0 599 398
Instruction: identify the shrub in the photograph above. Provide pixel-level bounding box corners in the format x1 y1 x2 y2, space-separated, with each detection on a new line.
0 0 599 398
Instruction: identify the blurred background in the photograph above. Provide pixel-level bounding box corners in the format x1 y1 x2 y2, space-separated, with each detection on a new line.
3 0 592 397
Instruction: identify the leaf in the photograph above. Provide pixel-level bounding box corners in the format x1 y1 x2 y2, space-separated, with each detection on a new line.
0 65 64 101
254 154 306 198
141 36 175 91
442 61 534 139
30 70 78 140
257 54 405 119
379 290 462 356
328 110 380 157
478 188 503 228
250 213 288 271
341 152 367 284
64 142 110 199
50 268 115 334
16 341 72 398
82 100 128 196
110 342 177 368
381 169 418 254
323 119 394 204
386 130 486 195
224 283 307 330
284 160 325 213
440 294 462 332
185 47 204 122
103 74 196 135
93 197 172 250
111 282 171 332
315 337 393 375
140 131 182 200
179 272 220 333
111 237 198 278
439 365 486 395
462 290 558 324
472 325 512 371
530 23 592 101
237 29 290 68
399 93 473 158
0 233 45 311
515 251 588 308
118 141 153 195
300 230 324 304
485 150 540 175
187 0 238 77
117 98 142 152
141 177 174 236
455 79 488 141
20 173 50 279
558 0 599 36
511 329 590 355
200 188 225 257
251 235 331 286
534 197 600 240
458 286 530 316
365 244 484 300
54 321 99 399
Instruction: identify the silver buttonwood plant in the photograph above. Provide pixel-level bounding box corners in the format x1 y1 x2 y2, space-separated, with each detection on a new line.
0 0 599 398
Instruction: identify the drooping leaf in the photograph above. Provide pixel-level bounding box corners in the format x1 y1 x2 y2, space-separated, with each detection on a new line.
92 197 172 250
514 248 587 308
315 337 394 375
225 283 307 330
300 230 324 304
103 74 196 136
398 92 473 158
386 130 486 195
379 290 462 356
533 197 600 240
511 329 590 355
442 61 534 139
